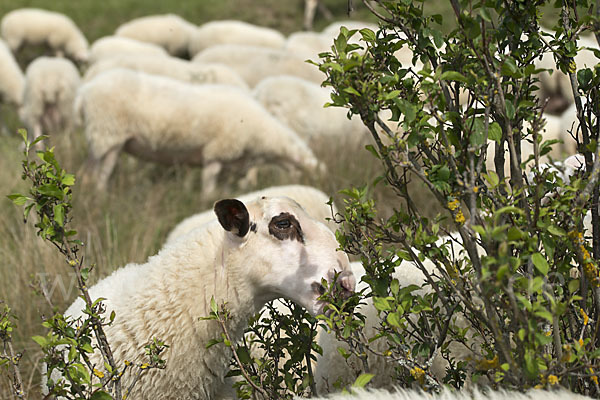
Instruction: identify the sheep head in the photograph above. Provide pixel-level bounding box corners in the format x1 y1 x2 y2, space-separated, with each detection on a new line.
214 196 354 316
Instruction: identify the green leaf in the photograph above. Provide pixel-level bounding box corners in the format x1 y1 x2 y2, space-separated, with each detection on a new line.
359 28 376 42
352 373 375 388
440 71 468 83
210 297 218 314
488 122 502 144
37 184 64 200
32 335 47 347
531 253 549 275
90 390 113 400
54 204 64 227
372 297 391 311
343 87 361 96
365 144 381 159
61 174 76 186
236 346 252 364
393 98 417 122
568 279 579 294
7 193 28 206
505 100 515 120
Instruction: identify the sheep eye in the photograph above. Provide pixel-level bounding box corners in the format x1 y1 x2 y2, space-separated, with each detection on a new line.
275 219 291 229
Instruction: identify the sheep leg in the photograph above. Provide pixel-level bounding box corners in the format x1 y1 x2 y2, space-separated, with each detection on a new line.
82 145 122 190
238 167 259 190
202 161 222 194
303 0 319 30
32 123 44 150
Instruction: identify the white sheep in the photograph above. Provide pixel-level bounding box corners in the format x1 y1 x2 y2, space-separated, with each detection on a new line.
192 44 325 87
114 14 197 58
43 195 356 399
165 184 337 245
74 68 321 191
88 36 170 64
189 20 286 57
83 54 248 89
252 75 368 145
302 387 591 400
284 31 332 60
535 31 599 111
0 38 24 106
19 56 81 142
0 8 89 63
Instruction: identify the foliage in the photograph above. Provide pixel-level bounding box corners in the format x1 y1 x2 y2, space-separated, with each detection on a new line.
313 0 600 395
5 131 167 399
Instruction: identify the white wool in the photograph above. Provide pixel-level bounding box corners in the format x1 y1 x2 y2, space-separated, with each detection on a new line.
252 75 368 145
189 20 285 57
20 56 81 140
115 14 197 57
285 31 332 60
302 387 592 400
43 196 354 400
83 54 248 89
165 184 337 245
0 38 24 105
192 44 325 87
0 8 89 63
74 68 319 190
485 113 574 176
88 36 170 64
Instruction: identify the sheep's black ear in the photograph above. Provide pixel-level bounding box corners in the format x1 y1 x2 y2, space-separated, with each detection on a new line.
214 199 250 237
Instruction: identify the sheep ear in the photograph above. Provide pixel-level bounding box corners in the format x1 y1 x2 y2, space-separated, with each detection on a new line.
214 199 250 237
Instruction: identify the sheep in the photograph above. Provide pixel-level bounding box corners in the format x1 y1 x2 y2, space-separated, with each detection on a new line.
165 184 337 245
188 20 286 57
0 38 24 106
74 68 321 191
42 195 356 399
0 8 89 63
192 44 325 87
88 36 170 64
284 31 332 60
114 14 197 58
83 54 248 89
301 387 591 400
535 31 599 113
252 75 368 146
19 56 81 143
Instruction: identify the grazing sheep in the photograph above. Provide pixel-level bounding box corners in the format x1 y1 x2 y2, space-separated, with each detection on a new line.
192 44 325 87
0 8 89 63
43 196 356 399
536 31 599 113
0 38 24 105
83 54 248 89
88 36 170 64
252 75 368 145
189 20 285 57
19 56 80 142
74 69 321 191
301 387 592 400
115 14 197 58
165 184 337 245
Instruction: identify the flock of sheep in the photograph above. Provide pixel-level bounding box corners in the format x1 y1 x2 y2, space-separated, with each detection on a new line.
0 6 596 400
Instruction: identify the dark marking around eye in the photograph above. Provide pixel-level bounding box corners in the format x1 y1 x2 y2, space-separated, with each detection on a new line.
249 222 257 233
268 212 304 243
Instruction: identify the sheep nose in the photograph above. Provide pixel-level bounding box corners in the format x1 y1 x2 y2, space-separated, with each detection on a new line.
328 268 355 299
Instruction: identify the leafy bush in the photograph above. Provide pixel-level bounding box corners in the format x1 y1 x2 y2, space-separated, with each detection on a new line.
225 0 600 398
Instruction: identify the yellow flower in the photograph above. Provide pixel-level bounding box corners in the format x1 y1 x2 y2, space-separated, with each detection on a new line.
547 375 559 385
447 199 460 211
410 366 426 384
590 368 598 385
454 210 466 225
476 355 499 371
578 338 584 347
93 368 105 379
580 308 589 326
140 363 150 370
568 60 577 74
